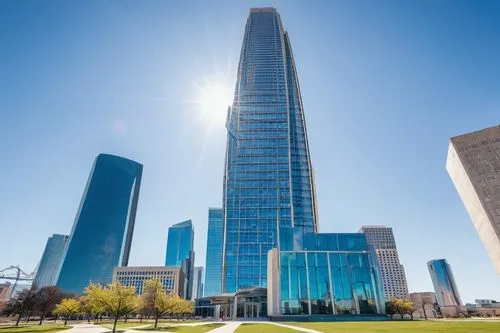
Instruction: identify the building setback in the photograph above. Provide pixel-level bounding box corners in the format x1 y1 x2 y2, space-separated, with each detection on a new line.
222 6 318 294
33 234 68 290
113 266 184 297
56 154 143 294
165 220 194 299
204 208 223 297
446 125 500 274
359 226 409 300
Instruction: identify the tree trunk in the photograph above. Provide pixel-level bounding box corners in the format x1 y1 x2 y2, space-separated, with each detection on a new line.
15 311 22 326
140 314 143 323
125 314 128 323
422 304 427 320
154 316 159 328
64 317 68 325
113 316 118 333
39 312 45 325
26 313 31 323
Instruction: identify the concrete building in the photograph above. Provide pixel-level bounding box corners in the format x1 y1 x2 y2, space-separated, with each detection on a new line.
191 267 203 300
446 125 500 273
0 283 10 300
466 299 500 317
113 266 184 297
410 292 438 318
359 226 409 300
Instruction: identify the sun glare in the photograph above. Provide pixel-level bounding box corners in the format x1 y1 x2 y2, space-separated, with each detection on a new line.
194 81 233 126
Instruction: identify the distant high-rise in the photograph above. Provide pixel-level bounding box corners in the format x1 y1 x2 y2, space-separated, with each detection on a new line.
427 259 462 307
359 226 409 300
33 234 68 290
56 154 142 294
165 220 194 299
165 220 194 267
204 208 223 297
446 125 500 273
222 7 318 293
191 267 203 300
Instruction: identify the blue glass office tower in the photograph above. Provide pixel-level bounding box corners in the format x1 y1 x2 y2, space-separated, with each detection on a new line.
165 220 194 267
165 220 194 299
33 234 68 290
56 154 142 294
222 7 318 293
427 259 463 307
204 208 223 297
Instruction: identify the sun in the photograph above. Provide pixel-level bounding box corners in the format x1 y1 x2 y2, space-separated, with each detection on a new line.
194 80 233 126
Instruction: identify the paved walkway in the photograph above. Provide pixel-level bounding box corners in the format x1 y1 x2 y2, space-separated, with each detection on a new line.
65 323 109 333
65 320 322 333
205 321 242 333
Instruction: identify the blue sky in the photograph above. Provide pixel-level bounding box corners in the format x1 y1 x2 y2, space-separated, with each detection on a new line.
1 0 499 302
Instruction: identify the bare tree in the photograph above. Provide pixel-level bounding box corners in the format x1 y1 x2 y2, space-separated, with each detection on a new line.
11 289 37 326
34 286 64 325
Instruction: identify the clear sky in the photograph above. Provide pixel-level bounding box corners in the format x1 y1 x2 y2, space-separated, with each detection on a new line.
1 0 499 303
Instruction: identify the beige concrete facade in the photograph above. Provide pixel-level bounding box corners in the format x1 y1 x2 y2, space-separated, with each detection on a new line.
410 292 438 318
446 125 500 274
359 226 409 300
113 266 184 297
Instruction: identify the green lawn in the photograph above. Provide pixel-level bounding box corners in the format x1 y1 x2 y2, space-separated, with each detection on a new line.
236 323 297 332
291 321 500 333
0 324 70 333
135 323 223 332
99 320 209 330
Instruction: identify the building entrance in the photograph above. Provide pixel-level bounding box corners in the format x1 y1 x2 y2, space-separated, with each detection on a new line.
245 302 260 318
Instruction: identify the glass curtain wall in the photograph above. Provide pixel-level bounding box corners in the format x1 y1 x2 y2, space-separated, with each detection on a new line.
56 154 143 294
204 208 223 297
280 251 378 315
222 7 317 293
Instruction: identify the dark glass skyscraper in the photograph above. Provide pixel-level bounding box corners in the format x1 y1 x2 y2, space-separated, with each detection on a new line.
33 234 68 290
56 154 142 294
165 220 194 299
222 8 318 293
204 208 223 297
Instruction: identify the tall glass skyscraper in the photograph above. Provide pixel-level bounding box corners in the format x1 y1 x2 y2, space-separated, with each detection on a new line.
56 154 143 294
427 259 463 307
165 220 194 266
165 220 194 299
204 208 223 297
33 234 68 290
222 8 318 293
